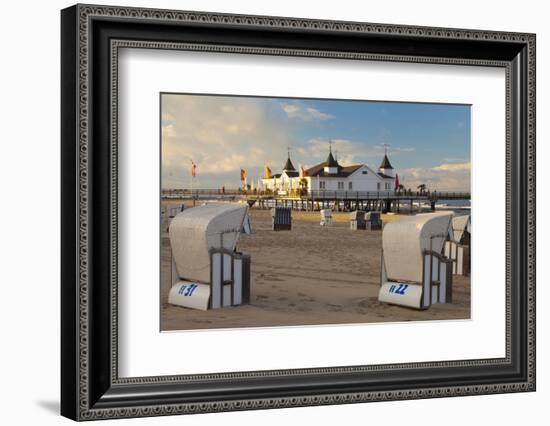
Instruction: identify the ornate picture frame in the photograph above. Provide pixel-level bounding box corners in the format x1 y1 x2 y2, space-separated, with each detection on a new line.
61 4 535 420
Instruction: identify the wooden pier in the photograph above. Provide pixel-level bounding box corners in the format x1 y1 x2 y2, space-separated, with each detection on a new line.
162 189 470 213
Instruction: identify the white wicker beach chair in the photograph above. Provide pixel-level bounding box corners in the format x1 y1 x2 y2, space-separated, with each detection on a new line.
320 209 333 226
168 203 251 310
378 212 453 309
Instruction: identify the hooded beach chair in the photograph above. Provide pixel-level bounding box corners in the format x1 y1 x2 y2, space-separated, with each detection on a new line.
169 203 185 218
365 211 382 230
350 210 366 230
168 203 251 310
444 214 471 276
271 206 292 231
378 212 453 309
320 209 333 226
162 204 185 232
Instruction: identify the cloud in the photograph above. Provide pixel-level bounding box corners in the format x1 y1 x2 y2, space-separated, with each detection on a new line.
442 157 466 163
296 138 358 166
161 112 175 122
161 94 459 191
433 161 471 172
295 138 415 169
281 103 334 121
161 95 293 188
374 144 416 153
398 162 471 192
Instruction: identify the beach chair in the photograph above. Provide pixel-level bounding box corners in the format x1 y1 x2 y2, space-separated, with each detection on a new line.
168 203 251 310
444 215 471 276
242 212 253 234
320 209 333 226
365 211 382 230
168 204 185 218
271 207 292 231
350 210 366 230
161 204 185 232
161 205 168 229
378 212 453 309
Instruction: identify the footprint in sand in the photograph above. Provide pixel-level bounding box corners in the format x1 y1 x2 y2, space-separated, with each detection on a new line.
357 298 375 309
266 276 284 282
326 303 343 312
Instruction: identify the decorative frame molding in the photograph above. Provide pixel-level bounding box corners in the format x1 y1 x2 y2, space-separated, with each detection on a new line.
61 4 535 421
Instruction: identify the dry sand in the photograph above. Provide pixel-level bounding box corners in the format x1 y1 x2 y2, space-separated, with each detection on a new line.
160 203 470 331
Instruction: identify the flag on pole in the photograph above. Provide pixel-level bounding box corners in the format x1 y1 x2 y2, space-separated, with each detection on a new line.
191 161 197 177
299 164 307 178
240 168 247 182
394 173 400 190
265 165 272 178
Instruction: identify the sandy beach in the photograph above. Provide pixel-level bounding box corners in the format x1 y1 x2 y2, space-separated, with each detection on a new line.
160 202 471 331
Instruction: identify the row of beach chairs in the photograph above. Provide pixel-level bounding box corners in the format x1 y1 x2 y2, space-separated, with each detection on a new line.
166 202 470 313
350 210 382 230
270 207 383 230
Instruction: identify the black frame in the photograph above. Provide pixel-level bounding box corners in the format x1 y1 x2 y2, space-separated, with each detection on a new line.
61 4 536 421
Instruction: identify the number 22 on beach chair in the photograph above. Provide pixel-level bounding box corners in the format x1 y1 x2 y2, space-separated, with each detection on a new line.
378 212 454 309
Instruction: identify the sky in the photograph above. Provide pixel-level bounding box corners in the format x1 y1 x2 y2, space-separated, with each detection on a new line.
161 93 471 191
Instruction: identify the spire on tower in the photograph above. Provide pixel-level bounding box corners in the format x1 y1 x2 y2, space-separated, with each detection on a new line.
283 146 296 171
326 140 339 168
379 143 393 170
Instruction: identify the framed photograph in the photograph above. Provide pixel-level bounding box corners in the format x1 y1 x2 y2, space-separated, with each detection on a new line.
61 4 536 421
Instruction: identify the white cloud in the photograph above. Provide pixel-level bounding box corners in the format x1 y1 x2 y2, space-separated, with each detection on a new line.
296 138 358 165
398 162 471 192
296 138 415 169
161 95 460 191
281 103 334 121
161 123 176 138
442 157 466 163
161 95 293 188
374 144 415 153
161 113 175 122
433 161 471 172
